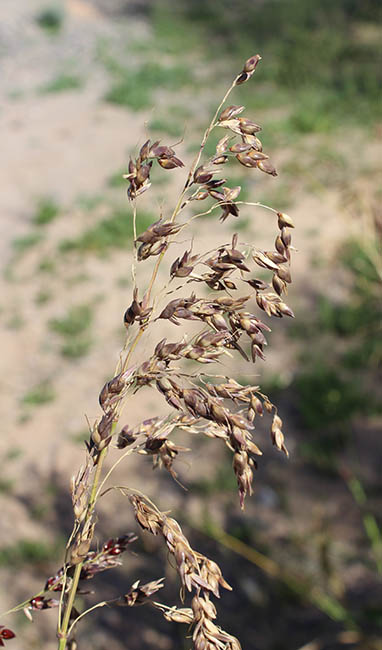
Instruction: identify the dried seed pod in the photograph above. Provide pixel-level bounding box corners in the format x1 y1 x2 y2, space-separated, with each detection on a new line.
206 178 226 188
266 251 287 264
277 301 295 318
136 163 151 185
236 71 251 85
271 414 289 456
236 152 258 168
139 139 151 160
238 118 262 135
194 189 209 200
162 606 194 624
276 265 291 283
158 157 182 170
275 235 286 255
247 150 269 161
277 211 295 229
272 273 286 295
224 185 241 202
117 426 137 449
281 227 292 247
208 189 225 201
194 165 213 184
228 142 251 154
242 134 263 151
257 160 278 176
218 105 245 121
243 54 262 73
212 155 229 165
151 144 175 158
215 134 232 154
118 578 165 607
253 251 279 270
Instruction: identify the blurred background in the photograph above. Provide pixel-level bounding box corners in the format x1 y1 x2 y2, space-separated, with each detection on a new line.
1 1 381 648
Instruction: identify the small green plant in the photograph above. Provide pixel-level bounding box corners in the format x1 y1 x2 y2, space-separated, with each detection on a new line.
5 312 25 330
35 6 64 33
22 381 55 407
0 540 60 567
104 61 192 110
35 289 52 306
12 233 43 254
149 117 183 138
107 169 127 188
4 447 23 461
70 430 90 445
49 304 93 359
59 208 153 255
345 473 382 575
40 74 83 94
49 305 92 338
33 197 60 226
0 479 14 495
37 257 56 273
60 338 92 360
76 194 104 211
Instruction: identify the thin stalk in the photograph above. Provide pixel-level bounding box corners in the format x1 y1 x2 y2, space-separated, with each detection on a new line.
173 75 240 217
58 563 82 650
67 600 109 637
57 444 109 647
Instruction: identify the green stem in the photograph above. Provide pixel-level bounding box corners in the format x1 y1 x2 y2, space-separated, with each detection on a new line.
57 446 108 648
57 563 82 650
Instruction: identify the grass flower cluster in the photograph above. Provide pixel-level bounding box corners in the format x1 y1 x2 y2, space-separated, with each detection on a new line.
1 54 296 650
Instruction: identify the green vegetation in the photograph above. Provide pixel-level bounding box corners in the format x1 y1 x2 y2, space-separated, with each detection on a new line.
192 458 237 495
38 257 56 273
5 447 23 461
104 60 193 111
60 339 92 359
149 117 183 138
288 232 381 471
40 74 83 94
258 182 294 211
22 381 55 407
5 311 24 330
0 539 60 567
35 289 52 306
35 6 64 34
70 429 90 445
12 233 43 253
49 305 93 337
76 194 105 211
49 304 93 359
317 240 382 368
347 475 382 575
107 169 126 188
151 0 382 131
33 196 60 226
59 208 153 255
0 479 14 494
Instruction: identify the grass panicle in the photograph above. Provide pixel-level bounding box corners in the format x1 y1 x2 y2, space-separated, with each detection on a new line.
1 55 298 650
